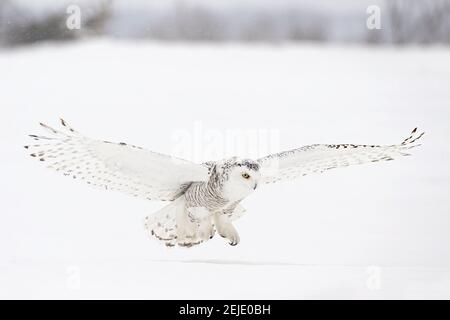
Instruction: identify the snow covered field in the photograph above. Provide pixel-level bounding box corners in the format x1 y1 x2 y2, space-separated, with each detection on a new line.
1 40 450 299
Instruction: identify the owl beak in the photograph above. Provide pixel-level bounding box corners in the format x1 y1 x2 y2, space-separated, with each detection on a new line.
253 182 258 190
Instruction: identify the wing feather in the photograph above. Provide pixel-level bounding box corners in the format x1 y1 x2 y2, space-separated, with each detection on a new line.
26 119 209 201
257 128 424 184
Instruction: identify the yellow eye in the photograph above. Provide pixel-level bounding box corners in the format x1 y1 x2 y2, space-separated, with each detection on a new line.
242 173 250 179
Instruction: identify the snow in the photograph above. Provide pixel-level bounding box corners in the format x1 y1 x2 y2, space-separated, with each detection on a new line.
1 40 450 299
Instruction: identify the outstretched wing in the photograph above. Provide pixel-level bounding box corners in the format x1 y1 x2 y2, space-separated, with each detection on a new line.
257 128 424 184
25 119 209 201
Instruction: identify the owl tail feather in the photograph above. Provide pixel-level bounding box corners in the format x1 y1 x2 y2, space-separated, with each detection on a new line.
144 197 211 248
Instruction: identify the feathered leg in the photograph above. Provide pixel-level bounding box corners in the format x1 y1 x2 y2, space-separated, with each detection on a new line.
213 213 240 246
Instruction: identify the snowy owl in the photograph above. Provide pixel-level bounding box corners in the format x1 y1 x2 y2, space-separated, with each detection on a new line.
26 120 424 247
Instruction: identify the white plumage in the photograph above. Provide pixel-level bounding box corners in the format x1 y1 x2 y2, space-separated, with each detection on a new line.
27 120 209 201
26 120 424 247
258 129 424 184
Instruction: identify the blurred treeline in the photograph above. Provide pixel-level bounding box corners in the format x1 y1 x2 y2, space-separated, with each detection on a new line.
0 0 449 47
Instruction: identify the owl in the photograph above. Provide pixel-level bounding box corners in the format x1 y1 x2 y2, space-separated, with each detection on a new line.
26 120 424 247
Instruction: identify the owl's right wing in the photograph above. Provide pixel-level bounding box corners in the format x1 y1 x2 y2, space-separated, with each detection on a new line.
257 128 424 184
26 120 210 201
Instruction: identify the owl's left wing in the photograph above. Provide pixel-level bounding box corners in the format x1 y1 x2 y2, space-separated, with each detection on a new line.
26 120 209 201
257 128 424 184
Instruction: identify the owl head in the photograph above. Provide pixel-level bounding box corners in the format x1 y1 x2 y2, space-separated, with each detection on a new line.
213 157 261 201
